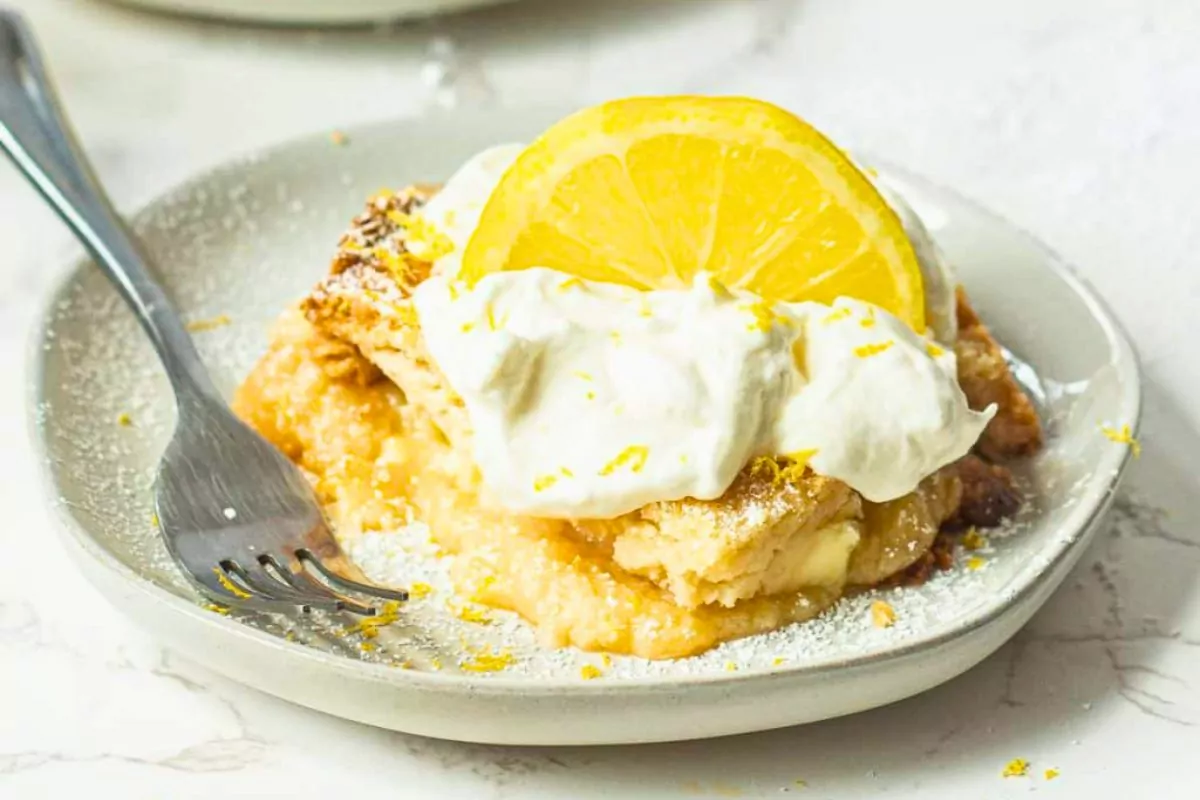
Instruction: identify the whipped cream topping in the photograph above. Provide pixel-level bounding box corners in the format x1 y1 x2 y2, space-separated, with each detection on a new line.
411 146 993 519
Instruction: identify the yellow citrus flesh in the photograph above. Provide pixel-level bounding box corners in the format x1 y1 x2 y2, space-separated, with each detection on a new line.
460 96 924 329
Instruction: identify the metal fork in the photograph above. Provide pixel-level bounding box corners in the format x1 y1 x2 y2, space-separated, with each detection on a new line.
0 11 405 616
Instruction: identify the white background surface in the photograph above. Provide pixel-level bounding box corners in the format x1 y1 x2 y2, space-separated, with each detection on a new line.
2 0 1198 797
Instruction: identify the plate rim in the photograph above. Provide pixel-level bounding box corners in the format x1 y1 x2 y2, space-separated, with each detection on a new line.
28 114 1143 697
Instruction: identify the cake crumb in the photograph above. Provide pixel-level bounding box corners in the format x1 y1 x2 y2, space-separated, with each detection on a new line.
1002 758 1029 778
870 600 897 628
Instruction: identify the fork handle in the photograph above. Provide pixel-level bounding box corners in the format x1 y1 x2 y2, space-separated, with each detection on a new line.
0 11 219 402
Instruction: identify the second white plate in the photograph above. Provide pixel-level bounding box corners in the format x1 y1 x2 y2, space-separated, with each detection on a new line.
107 0 515 25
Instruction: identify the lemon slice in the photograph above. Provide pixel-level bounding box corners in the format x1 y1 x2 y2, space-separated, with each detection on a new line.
460 96 925 329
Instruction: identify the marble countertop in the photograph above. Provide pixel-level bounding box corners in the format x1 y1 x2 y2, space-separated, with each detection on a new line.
3 0 1199 796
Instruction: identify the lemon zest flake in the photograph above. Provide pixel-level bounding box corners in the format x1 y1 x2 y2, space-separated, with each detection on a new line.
750 456 783 483
460 321 475 333
706 274 733 299
967 556 986 572
408 581 433 599
854 340 895 358
1101 423 1141 458
860 307 877 328
586 391 596 401
739 299 789 332
599 445 649 476
751 450 817 485
962 527 987 551
533 474 559 493
1044 768 1060 780
213 568 251 599
822 307 853 325
450 603 493 625
343 600 402 639
391 212 455 262
558 277 586 291
482 301 508 332
460 645 515 673
781 449 818 481
202 602 230 616
772 656 786 666
117 413 133 427
186 314 232 333
573 371 594 381
580 664 603 680
724 661 738 672
1002 759 1030 778
600 654 613 667
926 342 945 358
870 600 897 628
150 513 159 528
360 641 377 652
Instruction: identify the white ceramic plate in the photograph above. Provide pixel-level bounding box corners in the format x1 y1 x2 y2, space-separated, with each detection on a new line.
108 0 514 25
31 109 1140 745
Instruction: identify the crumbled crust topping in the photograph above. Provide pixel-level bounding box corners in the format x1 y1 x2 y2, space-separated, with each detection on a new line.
954 288 1044 460
330 184 441 295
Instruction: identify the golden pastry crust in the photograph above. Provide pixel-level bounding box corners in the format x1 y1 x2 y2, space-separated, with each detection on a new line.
954 288 1044 460
846 467 962 586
